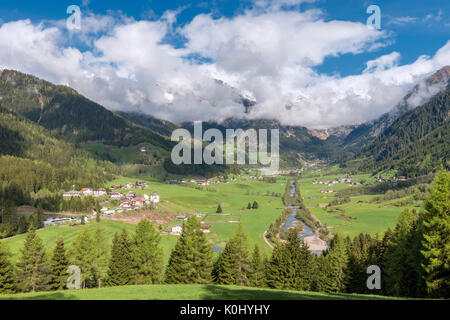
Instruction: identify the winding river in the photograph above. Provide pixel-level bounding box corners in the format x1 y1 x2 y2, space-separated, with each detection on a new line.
282 180 327 255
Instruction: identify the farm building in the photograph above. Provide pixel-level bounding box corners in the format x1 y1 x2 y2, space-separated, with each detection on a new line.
171 225 183 235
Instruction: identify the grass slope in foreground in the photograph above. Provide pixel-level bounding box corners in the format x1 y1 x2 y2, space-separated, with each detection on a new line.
0 284 406 300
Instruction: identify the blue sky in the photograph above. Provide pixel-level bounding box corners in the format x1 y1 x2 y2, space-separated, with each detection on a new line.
1 0 448 76
0 0 448 127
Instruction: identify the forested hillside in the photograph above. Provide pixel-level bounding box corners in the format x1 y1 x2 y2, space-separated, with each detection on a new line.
0 70 172 150
0 106 117 212
181 118 348 166
357 87 450 176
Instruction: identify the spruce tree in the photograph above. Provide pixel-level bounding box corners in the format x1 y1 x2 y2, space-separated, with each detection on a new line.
0 201 18 237
16 215 29 234
284 229 312 291
384 209 423 297
326 235 348 292
252 201 259 209
31 206 44 229
15 226 50 292
217 224 250 286
92 226 108 288
216 204 223 213
49 236 70 290
0 242 16 294
132 219 163 284
95 200 101 223
69 228 107 288
212 252 223 283
311 254 335 293
247 203 252 210
420 169 450 298
376 228 393 296
165 216 214 284
345 233 374 294
248 245 265 287
265 243 292 289
106 228 134 286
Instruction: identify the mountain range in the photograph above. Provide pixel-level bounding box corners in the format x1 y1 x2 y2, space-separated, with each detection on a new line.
0 66 449 177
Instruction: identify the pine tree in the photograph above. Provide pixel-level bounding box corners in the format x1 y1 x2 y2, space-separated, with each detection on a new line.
376 228 393 296
265 243 292 289
92 226 108 288
384 209 423 297
0 201 18 238
165 216 214 284
69 228 106 288
0 242 16 294
212 252 223 283
31 206 44 229
95 200 101 223
311 254 335 293
16 215 29 234
420 169 450 298
106 228 134 286
326 235 348 292
49 236 70 291
217 224 250 286
284 229 312 291
216 204 223 213
132 219 163 284
15 226 50 292
248 245 265 287
345 233 375 294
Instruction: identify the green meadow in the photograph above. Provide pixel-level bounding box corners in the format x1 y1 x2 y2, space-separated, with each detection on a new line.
0 220 178 267
0 169 417 264
0 284 405 300
298 169 418 238
107 175 289 254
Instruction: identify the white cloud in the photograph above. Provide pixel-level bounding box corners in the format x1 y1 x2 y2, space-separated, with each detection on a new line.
387 16 418 26
364 52 401 73
0 6 449 129
424 9 443 22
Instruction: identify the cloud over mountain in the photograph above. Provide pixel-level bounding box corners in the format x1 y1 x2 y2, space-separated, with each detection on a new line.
0 5 449 128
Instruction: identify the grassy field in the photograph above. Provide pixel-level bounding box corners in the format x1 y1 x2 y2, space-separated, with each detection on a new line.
0 284 405 300
0 220 178 266
298 168 419 238
107 175 289 254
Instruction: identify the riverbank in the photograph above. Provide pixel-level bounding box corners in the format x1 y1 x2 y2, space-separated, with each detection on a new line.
283 180 329 254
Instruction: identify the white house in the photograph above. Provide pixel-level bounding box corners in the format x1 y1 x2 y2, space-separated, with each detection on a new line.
94 189 107 197
109 192 123 200
63 191 82 198
131 196 146 207
124 182 135 189
126 191 136 200
120 200 132 209
150 191 160 204
171 225 183 235
81 188 93 196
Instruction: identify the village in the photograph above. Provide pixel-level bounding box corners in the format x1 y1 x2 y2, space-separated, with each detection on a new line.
311 176 360 194
59 181 161 219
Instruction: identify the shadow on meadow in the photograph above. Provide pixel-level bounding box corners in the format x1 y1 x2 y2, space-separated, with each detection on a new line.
0 291 78 300
199 285 391 300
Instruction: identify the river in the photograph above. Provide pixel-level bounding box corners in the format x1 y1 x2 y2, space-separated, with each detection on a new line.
282 180 327 255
